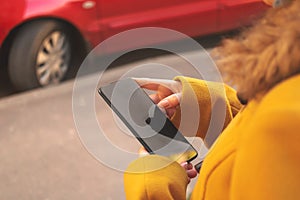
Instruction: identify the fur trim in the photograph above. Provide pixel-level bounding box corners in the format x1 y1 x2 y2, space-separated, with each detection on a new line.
212 1 300 101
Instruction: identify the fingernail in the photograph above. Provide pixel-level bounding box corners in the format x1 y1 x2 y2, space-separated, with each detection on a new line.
158 100 169 108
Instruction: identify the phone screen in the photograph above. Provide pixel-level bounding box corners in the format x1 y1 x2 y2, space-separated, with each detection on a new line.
99 78 198 163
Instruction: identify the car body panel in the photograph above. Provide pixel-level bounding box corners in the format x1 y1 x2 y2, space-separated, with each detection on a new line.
218 0 268 31
0 0 101 47
0 0 269 50
96 0 218 38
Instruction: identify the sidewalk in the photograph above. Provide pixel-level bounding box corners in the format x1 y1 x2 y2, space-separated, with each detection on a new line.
0 78 126 200
0 49 210 199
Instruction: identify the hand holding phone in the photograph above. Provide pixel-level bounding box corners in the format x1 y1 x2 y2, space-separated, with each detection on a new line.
133 78 182 118
99 78 198 163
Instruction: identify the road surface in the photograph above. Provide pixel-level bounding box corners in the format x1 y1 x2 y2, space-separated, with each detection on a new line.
0 41 221 199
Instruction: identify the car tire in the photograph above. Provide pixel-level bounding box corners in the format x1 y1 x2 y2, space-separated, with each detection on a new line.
8 20 81 91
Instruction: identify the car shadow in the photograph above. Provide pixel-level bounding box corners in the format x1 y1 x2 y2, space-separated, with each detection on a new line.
0 31 237 99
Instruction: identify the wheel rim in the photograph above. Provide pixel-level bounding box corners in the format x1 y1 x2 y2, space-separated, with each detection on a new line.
36 31 71 86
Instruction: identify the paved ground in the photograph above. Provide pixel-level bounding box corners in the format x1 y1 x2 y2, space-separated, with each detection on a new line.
0 80 124 200
0 41 220 199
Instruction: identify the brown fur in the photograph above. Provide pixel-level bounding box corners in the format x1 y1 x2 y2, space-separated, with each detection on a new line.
212 1 300 101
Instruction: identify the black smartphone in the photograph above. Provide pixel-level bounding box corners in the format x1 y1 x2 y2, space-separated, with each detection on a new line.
98 78 198 163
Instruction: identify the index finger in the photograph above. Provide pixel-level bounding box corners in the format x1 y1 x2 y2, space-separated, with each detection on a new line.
133 78 160 90
133 78 175 92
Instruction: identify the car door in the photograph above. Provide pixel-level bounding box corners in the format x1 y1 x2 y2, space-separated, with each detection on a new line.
96 0 218 39
218 0 269 32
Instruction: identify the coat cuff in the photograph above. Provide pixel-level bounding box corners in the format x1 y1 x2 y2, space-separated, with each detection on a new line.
124 155 188 200
171 76 242 143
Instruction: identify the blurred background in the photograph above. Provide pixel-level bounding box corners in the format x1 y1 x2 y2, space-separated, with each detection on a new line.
0 1 270 199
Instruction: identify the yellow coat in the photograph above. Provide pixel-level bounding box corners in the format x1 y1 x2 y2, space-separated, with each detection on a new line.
124 75 300 200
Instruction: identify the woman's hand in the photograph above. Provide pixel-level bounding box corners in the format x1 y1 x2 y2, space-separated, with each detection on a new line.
135 78 198 181
133 78 182 118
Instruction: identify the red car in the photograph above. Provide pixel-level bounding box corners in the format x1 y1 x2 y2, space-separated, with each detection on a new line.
0 0 269 91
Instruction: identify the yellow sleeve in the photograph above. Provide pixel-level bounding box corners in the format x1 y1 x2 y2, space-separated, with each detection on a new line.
171 76 242 141
231 109 300 199
124 155 188 200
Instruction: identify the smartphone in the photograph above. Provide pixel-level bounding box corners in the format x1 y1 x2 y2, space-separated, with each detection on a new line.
98 78 198 163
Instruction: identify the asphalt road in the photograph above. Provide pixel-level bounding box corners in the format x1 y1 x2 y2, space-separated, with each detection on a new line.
0 36 223 199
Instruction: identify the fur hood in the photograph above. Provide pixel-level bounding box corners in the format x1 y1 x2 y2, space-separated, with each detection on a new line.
212 0 300 102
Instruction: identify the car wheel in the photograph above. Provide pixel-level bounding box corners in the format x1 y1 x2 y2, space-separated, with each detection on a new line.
8 20 78 91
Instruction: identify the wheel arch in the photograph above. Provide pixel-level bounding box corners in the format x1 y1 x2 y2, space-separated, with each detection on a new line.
0 17 90 72
0 17 91 91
